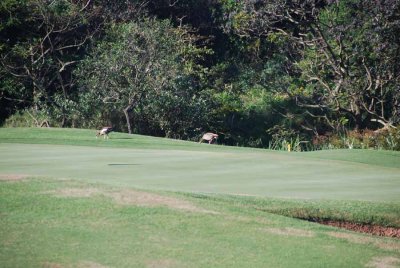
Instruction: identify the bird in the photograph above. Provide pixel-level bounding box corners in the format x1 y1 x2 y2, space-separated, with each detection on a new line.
199 132 218 144
96 126 113 139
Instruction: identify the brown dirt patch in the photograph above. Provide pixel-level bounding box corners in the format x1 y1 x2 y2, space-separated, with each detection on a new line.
320 220 400 238
365 256 400 268
263 227 315 237
0 174 30 181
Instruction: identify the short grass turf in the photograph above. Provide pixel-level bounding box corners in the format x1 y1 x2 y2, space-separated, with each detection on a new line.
1 178 399 268
0 128 399 201
1 127 400 267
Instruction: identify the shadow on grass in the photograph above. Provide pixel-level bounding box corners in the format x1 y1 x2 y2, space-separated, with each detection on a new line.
108 164 141 166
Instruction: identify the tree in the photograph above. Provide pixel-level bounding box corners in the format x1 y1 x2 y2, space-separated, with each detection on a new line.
76 18 211 135
0 0 148 126
222 0 400 133
296 0 400 131
0 0 103 126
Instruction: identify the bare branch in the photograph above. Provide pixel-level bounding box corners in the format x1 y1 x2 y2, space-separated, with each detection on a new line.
80 0 92 12
57 59 78 72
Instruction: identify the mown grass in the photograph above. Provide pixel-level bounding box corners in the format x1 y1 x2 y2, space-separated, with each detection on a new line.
182 193 400 228
1 178 399 268
0 127 214 151
1 127 400 167
301 149 400 169
0 127 400 267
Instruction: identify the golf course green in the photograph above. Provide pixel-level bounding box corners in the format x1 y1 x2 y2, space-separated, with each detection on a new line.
1 128 399 267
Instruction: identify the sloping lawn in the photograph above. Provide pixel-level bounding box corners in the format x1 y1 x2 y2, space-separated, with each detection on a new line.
0 127 399 267
1 178 399 268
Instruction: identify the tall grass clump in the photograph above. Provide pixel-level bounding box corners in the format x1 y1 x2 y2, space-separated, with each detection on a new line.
267 126 310 151
311 127 400 151
268 135 310 152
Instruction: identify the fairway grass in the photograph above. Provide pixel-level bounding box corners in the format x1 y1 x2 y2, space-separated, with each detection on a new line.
1 178 400 268
1 127 400 267
0 142 399 201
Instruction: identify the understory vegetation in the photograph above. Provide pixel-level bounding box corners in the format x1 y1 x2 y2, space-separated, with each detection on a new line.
1 0 399 150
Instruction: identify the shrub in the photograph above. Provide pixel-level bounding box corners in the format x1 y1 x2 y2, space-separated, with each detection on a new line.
3 109 50 128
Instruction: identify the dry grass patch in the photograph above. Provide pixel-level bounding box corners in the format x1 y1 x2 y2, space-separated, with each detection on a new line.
47 187 218 214
43 261 110 268
49 188 102 198
146 259 182 268
0 173 30 181
106 189 219 214
76 261 110 268
328 231 376 244
375 241 400 252
262 227 315 237
43 262 64 268
224 215 271 225
327 232 400 252
365 256 400 268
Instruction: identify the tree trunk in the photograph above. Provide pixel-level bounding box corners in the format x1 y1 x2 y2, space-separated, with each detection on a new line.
124 105 133 134
354 112 363 131
61 115 66 128
124 102 135 134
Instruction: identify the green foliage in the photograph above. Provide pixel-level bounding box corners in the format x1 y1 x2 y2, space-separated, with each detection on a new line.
76 18 212 136
3 109 44 127
267 125 309 152
0 0 105 127
1 0 400 150
296 0 400 131
310 127 400 151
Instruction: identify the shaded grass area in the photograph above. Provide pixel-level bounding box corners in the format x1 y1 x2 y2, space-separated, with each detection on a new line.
1 178 400 268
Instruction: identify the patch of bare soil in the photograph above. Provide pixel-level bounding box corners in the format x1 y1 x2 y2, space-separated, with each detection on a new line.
0 174 30 181
262 227 315 237
365 256 400 268
319 220 400 238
